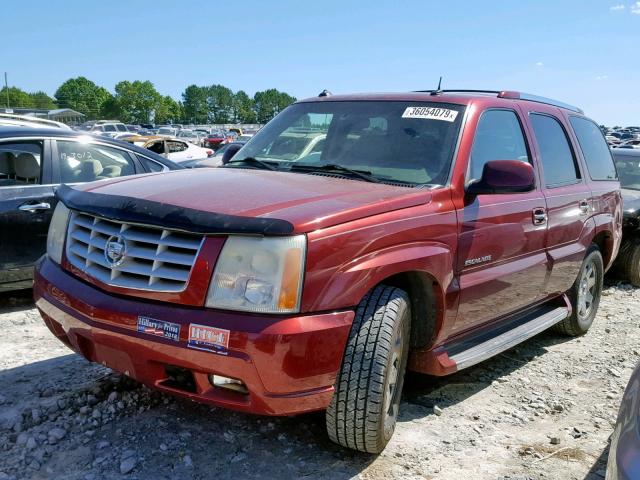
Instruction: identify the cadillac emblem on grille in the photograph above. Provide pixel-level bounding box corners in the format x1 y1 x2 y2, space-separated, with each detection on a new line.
104 235 128 267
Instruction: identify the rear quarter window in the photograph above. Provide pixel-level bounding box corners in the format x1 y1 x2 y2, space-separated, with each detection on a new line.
569 116 618 181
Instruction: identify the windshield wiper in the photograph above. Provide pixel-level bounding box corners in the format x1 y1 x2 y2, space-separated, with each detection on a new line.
290 163 380 183
225 157 279 171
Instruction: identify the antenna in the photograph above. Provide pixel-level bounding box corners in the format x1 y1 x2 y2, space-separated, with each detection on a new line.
430 76 443 96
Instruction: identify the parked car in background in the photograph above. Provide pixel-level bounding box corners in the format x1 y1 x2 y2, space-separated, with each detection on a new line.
612 148 640 285
236 134 254 143
0 126 182 292
157 126 179 137
201 132 227 149
120 136 213 163
182 141 247 168
606 360 640 480
0 113 72 130
177 129 202 145
78 121 130 138
34 90 620 453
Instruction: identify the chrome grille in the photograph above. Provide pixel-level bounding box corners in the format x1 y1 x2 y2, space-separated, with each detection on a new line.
66 211 203 292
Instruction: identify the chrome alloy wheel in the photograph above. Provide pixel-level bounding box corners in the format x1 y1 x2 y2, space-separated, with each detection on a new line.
383 323 405 437
577 260 597 319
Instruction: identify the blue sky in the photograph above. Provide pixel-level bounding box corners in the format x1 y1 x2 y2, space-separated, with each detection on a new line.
2 0 639 125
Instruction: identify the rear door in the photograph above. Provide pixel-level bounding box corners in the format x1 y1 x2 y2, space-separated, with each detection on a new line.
523 107 592 294
0 139 55 289
454 108 548 334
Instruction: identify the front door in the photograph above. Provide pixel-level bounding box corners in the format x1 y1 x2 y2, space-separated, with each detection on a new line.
454 109 548 335
0 139 54 289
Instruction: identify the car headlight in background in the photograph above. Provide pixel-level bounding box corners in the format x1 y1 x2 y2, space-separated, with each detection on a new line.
206 235 306 314
46 202 71 264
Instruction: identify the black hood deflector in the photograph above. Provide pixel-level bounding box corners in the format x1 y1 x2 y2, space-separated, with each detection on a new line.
56 184 294 236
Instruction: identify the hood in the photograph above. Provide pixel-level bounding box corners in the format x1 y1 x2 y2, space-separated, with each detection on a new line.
78 168 431 233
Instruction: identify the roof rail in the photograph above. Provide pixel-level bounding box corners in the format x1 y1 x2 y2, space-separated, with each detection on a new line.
0 113 71 130
507 92 584 114
413 89 584 114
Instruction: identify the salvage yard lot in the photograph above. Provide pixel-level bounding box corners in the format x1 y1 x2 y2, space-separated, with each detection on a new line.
0 282 637 480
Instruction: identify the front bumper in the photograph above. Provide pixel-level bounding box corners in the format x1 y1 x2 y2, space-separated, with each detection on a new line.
34 257 353 415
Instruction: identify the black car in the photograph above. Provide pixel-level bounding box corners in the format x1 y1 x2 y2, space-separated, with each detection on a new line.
612 148 640 285
0 126 182 292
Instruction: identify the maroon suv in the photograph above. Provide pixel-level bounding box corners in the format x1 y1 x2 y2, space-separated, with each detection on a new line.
35 90 622 453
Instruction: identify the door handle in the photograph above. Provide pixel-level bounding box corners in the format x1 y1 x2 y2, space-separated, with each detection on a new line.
532 207 547 225
579 200 590 215
18 202 51 212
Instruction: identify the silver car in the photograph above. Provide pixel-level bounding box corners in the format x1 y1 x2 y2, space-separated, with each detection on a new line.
607 361 640 479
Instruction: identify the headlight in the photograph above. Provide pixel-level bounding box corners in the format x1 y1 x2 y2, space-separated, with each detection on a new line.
206 235 306 314
46 202 70 264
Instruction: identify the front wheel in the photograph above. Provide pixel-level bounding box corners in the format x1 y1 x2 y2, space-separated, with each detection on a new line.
326 285 411 453
555 246 604 336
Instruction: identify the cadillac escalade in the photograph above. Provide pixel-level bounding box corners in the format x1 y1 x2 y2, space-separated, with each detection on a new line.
34 90 622 453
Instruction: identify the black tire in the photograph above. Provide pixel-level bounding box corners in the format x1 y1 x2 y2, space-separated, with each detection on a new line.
617 237 640 287
555 246 604 336
326 285 411 453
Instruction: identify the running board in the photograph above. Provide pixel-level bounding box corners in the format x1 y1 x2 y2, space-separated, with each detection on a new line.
450 306 569 371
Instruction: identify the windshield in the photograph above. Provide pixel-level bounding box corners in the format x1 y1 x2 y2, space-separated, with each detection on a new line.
158 128 174 135
231 101 466 185
613 153 640 190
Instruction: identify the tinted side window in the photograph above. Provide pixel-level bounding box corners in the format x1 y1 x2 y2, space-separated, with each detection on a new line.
0 141 43 186
530 114 580 187
57 141 136 183
569 116 617 180
137 155 164 172
469 110 529 181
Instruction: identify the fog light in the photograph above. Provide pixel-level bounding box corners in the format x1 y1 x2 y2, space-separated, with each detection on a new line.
208 374 248 395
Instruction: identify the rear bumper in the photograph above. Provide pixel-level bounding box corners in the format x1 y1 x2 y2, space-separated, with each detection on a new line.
34 257 354 415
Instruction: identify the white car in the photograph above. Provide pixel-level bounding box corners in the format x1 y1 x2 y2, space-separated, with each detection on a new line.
142 137 213 163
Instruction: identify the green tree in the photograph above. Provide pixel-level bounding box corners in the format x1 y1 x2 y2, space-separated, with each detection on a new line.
155 95 183 124
113 80 161 124
206 84 234 123
253 89 296 124
0 86 34 108
232 90 256 123
182 85 208 124
29 91 57 110
54 77 112 120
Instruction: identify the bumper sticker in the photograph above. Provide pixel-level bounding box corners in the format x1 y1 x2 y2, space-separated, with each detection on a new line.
187 324 230 354
137 316 181 342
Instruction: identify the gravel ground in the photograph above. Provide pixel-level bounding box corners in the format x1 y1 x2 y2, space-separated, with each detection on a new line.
0 281 637 480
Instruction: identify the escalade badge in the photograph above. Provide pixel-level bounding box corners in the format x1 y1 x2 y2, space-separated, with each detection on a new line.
104 235 128 267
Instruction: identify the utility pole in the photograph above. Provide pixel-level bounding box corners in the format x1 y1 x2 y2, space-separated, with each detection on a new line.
4 72 9 109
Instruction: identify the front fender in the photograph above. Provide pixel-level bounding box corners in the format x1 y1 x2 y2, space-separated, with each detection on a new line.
307 241 454 313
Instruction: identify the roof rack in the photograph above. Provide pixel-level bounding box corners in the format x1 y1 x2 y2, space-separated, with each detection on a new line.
413 89 584 114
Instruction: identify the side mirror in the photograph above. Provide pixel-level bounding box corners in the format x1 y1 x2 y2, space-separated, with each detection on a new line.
467 160 535 195
221 144 243 165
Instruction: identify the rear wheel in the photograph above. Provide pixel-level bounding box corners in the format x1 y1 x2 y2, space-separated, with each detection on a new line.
555 246 603 336
617 237 640 287
326 285 411 453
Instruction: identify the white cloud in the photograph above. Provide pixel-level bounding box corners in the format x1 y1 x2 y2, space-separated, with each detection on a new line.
631 1 640 14
535 62 544 67
596 75 609 80
610 4 625 10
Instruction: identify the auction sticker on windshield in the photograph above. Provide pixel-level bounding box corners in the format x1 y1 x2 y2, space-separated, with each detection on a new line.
402 106 459 122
